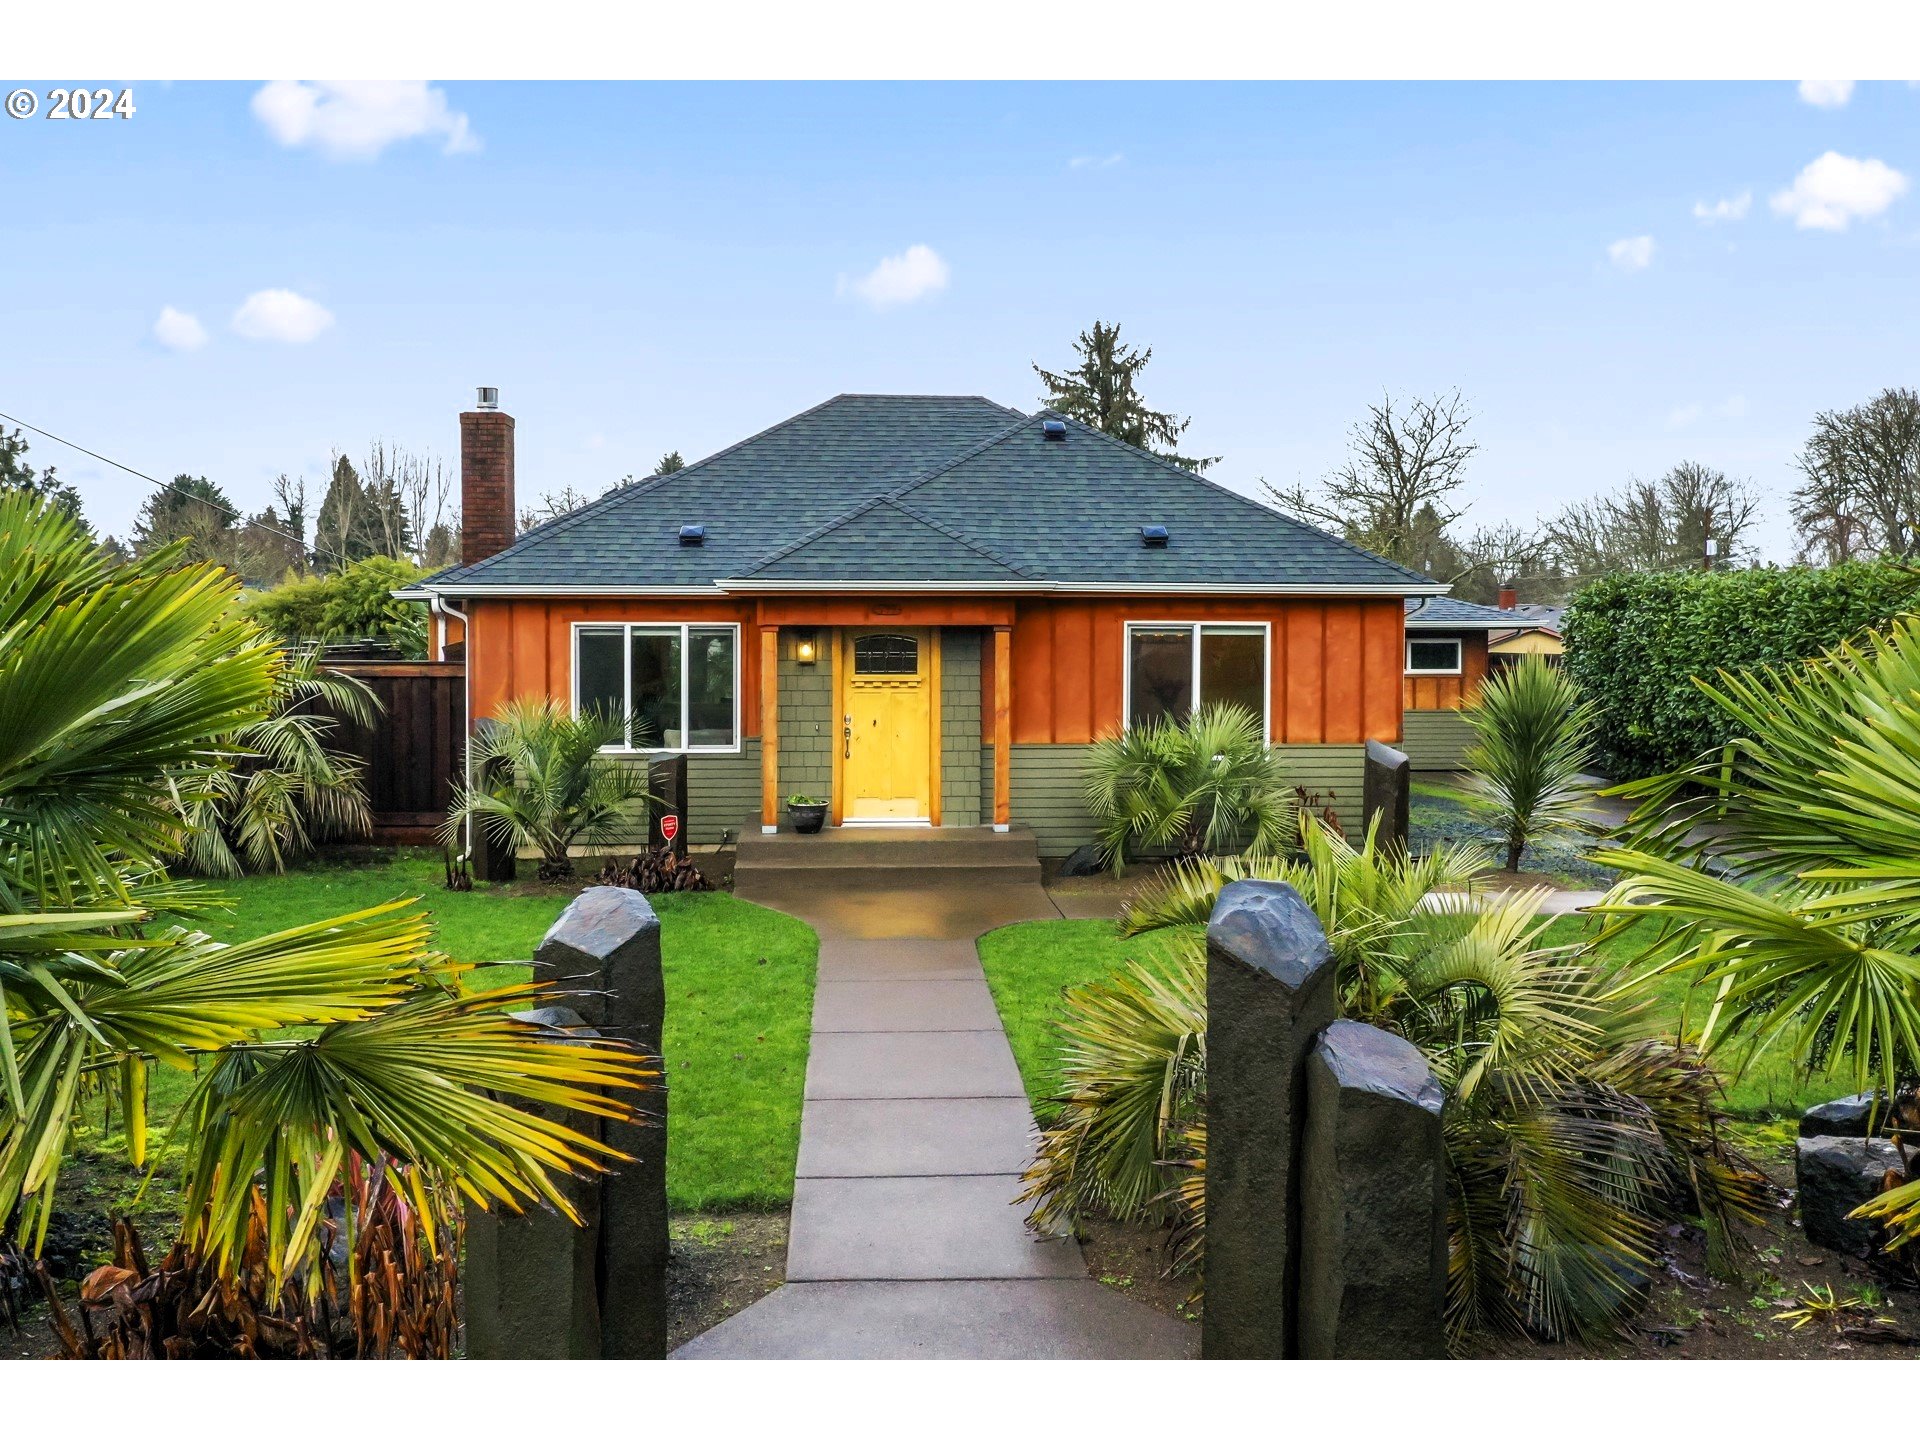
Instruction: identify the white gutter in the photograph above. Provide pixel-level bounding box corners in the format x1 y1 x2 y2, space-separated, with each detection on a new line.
433 593 475 864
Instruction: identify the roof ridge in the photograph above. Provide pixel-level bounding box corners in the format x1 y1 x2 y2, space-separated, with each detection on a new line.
435 392 863 581
734 493 897 575
886 496 1036 577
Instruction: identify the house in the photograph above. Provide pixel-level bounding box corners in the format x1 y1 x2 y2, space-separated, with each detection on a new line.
1489 602 1565 667
1400 591 1559 772
409 390 1447 855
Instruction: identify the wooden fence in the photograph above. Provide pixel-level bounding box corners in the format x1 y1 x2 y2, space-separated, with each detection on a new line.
320 661 466 845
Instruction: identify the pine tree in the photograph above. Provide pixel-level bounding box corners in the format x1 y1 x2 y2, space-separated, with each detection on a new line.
129 475 236 562
653 451 686 475
1033 321 1218 473
0 426 88 531
313 454 376 571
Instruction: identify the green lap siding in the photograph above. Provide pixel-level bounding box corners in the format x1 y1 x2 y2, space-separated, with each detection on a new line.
1401 709 1476 773
985 741 1368 856
941 629 984 826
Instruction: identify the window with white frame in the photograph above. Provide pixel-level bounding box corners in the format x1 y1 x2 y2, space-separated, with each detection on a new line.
1405 636 1464 675
1125 623 1268 733
574 623 740 751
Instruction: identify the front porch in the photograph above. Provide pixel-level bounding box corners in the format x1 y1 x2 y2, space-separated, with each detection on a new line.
754 611 1013 836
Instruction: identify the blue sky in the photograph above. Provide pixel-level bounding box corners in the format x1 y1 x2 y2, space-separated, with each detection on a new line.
4 80 1915 558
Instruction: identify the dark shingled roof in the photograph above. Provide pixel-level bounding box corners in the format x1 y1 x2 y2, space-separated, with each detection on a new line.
1404 596 1543 629
422 394 1435 593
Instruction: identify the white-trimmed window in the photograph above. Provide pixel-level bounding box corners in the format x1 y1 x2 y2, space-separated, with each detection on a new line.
1405 636 1464 676
1124 622 1270 736
573 623 740 752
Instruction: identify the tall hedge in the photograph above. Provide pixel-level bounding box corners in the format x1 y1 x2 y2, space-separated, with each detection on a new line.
1562 563 1920 780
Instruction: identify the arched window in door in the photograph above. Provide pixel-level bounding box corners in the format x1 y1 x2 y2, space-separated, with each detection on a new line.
853 633 919 676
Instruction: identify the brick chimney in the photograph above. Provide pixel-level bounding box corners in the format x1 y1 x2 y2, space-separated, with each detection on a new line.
460 386 515 564
1497 583 1518 610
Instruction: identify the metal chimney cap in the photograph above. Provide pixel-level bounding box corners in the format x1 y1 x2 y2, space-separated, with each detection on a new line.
475 386 500 410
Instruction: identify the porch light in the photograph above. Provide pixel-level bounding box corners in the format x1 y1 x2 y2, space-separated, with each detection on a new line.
795 631 819 665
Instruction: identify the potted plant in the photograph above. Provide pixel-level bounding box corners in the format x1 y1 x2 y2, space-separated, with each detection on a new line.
786 793 828 834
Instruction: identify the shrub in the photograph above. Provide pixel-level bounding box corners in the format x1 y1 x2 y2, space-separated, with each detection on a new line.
243 555 430 658
1562 563 1920 779
1463 657 1597 871
1082 703 1295 872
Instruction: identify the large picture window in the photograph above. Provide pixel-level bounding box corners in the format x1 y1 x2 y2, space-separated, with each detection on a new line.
1405 637 1464 676
574 623 739 752
1125 622 1269 735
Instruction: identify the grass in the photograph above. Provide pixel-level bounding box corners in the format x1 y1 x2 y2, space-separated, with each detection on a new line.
977 906 1833 1121
977 920 1183 1103
90 849 816 1214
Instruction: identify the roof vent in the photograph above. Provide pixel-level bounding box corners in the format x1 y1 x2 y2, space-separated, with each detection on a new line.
1042 418 1067 441
1141 524 1169 547
475 385 499 411
679 524 706 546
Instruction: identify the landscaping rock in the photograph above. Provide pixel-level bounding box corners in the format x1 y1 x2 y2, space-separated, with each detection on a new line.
1362 740 1411 854
1203 879 1337 1360
1057 843 1105 878
1796 1135 1903 1255
1801 1092 1888 1139
1299 1019 1447 1359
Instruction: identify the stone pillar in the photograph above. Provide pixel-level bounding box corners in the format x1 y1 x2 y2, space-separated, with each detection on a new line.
468 730 515 883
1298 1019 1448 1359
464 1007 603 1359
1362 740 1410 856
1202 879 1337 1359
535 888 668 1359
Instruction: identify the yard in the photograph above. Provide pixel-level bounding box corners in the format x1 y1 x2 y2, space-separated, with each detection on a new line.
81 849 818 1215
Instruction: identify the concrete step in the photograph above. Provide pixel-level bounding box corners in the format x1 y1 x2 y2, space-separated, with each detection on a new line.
736 825 1041 873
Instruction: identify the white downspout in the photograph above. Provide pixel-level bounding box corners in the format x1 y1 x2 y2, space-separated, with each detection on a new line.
433 592 475 862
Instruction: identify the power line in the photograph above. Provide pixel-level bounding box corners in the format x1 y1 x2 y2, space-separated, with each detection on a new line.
0 407 360 571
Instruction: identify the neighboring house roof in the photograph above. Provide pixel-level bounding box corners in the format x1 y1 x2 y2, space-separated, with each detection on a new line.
418 394 1442 596
1404 596 1547 630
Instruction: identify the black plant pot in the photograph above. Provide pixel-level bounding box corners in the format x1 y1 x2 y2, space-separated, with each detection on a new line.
788 802 828 835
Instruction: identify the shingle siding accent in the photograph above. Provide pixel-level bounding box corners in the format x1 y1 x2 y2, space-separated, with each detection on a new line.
940 630 983 826
778 632 834 802
1400 709 1476 773
988 741 1370 857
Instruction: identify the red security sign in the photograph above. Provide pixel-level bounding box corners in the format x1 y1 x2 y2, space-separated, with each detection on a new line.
659 814 680 842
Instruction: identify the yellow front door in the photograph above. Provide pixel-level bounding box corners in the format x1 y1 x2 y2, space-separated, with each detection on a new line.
841 629 936 822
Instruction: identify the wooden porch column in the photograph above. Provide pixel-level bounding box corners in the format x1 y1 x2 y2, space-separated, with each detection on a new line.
992 625 1012 831
759 626 779 833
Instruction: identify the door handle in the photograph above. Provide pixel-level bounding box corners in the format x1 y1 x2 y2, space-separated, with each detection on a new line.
843 713 852 759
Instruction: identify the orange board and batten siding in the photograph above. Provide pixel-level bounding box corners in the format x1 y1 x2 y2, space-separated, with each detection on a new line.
1401 630 1490 711
465 594 1407 746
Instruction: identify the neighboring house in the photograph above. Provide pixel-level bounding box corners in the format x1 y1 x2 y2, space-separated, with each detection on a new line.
408 390 1445 854
1489 602 1565 667
1400 594 1537 772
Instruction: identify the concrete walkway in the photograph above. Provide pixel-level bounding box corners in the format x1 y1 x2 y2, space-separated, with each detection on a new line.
673 846 1196 1359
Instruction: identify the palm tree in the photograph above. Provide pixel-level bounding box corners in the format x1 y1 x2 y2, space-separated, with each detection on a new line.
1598 615 1920 1248
1023 818 1766 1346
1081 703 1296 873
443 698 656 881
1464 656 1597 871
0 492 650 1303
173 645 377 877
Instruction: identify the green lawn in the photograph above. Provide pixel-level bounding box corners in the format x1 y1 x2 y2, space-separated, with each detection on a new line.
978 910 1832 1122
117 850 816 1212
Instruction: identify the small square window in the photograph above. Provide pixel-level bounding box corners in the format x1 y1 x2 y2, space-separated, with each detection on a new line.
1406 637 1464 675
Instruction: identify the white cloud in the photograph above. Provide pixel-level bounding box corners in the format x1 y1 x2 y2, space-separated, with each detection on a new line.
1069 152 1124 169
1771 151 1910 231
251 81 480 161
1798 79 1855 108
152 306 208 352
1665 402 1703 430
231 289 335 344
1692 191 1751 224
837 244 950 309
1607 234 1655 270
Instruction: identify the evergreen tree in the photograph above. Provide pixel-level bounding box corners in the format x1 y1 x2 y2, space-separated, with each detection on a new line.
129 475 236 562
313 454 376 571
653 450 686 475
1033 321 1218 473
0 426 88 531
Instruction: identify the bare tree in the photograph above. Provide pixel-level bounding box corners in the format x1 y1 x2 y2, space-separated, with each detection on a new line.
1545 462 1760 580
1447 520 1549 604
1268 390 1479 569
1790 387 1920 563
519 483 609 534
